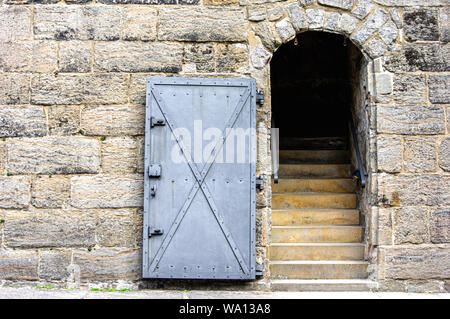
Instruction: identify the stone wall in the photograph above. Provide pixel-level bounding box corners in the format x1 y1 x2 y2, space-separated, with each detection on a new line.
0 0 449 291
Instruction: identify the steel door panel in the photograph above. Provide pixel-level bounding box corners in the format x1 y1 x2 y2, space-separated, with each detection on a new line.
143 77 256 280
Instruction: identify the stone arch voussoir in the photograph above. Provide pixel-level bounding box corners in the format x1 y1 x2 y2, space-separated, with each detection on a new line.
250 0 401 70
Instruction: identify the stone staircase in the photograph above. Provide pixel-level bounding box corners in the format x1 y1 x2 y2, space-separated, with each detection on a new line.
269 138 376 291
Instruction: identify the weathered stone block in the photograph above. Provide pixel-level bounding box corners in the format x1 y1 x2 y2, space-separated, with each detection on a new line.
102 137 138 173
0 41 58 73
0 250 38 280
285 2 308 32
39 250 71 281
184 44 215 73
0 105 47 138
158 8 247 42
96 209 136 247
440 8 450 42
94 42 183 73
0 176 30 209
404 137 436 173
382 246 450 280
0 6 31 41
378 174 450 207
81 105 145 136
377 106 445 135
247 6 266 22
379 21 399 47
393 74 426 104
4 210 95 248
373 0 447 5
204 0 237 4
389 8 402 29
59 41 91 73
137 138 145 175
339 13 359 35
123 7 157 41
73 248 140 281
31 176 70 208
377 208 393 245
375 73 393 95
31 74 128 105
318 0 353 10
394 207 428 244
352 9 388 45
70 175 144 209
97 0 176 3
305 9 325 30
7 137 100 175
385 43 448 72
268 6 284 22
376 136 402 173
215 43 249 73
48 105 81 136
430 209 449 244
366 39 387 59
251 45 271 70
404 8 439 42
428 75 450 104
352 0 374 19
253 22 279 51
0 74 30 105
34 5 121 41
439 137 450 172
324 12 341 32
0 143 5 174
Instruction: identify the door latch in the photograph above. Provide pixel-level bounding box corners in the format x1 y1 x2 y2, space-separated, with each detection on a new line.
148 227 164 238
148 164 161 178
151 117 166 127
256 175 264 191
256 90 264 106
150 185 156 197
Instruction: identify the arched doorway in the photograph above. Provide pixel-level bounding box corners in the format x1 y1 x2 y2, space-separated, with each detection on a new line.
269 31 374 291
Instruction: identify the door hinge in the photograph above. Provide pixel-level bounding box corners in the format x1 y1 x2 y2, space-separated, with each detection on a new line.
151 117 166 128
256 264 264 277
148 164 161 178
256 90 264 106
148 227 164 238
256 175 264 191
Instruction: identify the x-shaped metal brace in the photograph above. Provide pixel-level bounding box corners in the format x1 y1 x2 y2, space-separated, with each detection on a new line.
148 85 252 275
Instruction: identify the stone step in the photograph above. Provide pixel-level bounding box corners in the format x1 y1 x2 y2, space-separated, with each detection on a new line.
272 209 359 226
272 178 355 193
279 164 351 178
270 261 368 279
280 137 348 150
279 150 350 164
272 193 356 209
271 279 378 292
269 243 365 261
271 226 363 243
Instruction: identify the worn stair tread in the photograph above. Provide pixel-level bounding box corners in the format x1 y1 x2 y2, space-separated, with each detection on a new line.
272 208 358 212
270 279 378 292
272 193 356 209
279 150 350 164
272 225 362 229
272 178 355 193
270 260 368 265
279 164 351 178
270 243 364 247
274 193 355 196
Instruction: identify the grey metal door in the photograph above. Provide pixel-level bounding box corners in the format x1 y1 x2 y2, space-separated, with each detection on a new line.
143 77 256 279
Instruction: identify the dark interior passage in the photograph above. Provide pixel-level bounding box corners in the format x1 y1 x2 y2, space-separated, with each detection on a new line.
271 32 363 147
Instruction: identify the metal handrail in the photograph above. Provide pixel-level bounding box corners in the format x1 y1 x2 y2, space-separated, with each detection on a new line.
349 118 366 188
271 118 279 183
